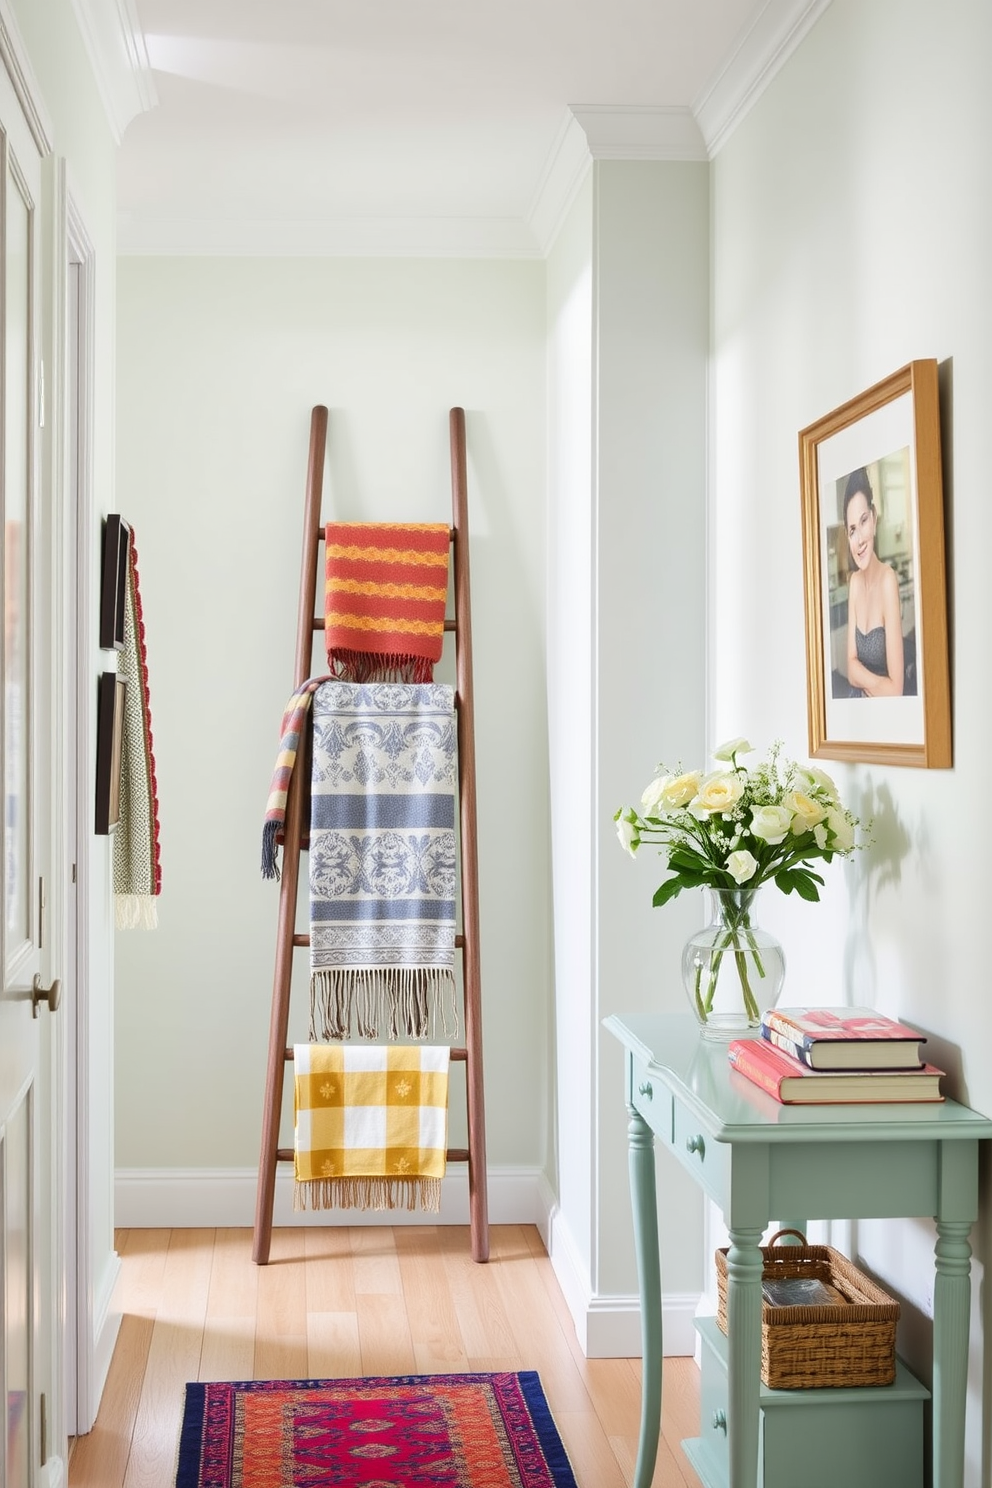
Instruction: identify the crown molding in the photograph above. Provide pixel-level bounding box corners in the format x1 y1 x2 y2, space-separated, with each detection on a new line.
0 0 53 154
526 111 593 257
69 0 156 143
116 211 545 259
694 0 833 156
527 105 707 257
112 1 833 258
570 105 707 162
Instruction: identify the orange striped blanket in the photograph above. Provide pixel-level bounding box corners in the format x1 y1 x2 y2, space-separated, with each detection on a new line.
324 522 450 681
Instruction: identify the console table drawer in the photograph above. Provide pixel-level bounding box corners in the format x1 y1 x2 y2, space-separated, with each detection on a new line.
631 1059 672 1137
672 1099 727 1205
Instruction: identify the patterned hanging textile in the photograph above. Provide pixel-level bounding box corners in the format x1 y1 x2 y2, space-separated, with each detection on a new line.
114 529 162 928
324 522 450 682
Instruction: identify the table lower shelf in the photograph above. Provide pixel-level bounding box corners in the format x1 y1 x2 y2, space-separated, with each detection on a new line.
686 1316 930 1488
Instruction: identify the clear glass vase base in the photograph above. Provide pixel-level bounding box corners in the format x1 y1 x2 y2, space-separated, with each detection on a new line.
698 1014 761 1042
681 887 786 1037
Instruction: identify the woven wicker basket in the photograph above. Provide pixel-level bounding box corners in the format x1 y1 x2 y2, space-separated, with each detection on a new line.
715 1229 899 1389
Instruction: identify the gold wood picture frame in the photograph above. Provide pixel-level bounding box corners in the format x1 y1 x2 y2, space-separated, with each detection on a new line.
799 359 951 768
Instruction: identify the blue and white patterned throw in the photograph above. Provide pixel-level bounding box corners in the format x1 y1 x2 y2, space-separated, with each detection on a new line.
309 681 458 1040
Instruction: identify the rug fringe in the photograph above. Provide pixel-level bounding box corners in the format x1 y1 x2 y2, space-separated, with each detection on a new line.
310 966 458 1041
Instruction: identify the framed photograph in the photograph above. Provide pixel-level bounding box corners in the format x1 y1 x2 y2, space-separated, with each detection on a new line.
799 359 951 767
100 514 131 650
95 671 127 834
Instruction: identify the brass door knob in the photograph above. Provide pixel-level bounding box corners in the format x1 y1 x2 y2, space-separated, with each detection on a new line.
32 975 62 1018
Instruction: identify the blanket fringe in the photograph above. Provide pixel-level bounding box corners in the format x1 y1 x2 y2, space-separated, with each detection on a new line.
115 893 159 930
327 649 435 683
310 966 458 1041
294 1175 442 1213
261 819 281 880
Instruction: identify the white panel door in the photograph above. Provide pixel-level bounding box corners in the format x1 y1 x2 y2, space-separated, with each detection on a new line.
0 41 50 1488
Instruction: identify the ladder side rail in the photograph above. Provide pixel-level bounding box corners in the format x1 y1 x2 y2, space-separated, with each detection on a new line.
252 405 328 1265
449 406 490 1262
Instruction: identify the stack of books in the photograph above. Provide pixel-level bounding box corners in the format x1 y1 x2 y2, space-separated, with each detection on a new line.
728 1006 944 1105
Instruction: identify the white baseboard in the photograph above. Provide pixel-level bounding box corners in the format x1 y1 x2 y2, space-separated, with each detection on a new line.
81 1250 122 1434
542 1187 700 1360
114 1164 545 1229
38 1457 66 1488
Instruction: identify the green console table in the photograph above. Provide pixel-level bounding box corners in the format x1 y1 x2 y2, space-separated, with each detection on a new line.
604 1013 992 1488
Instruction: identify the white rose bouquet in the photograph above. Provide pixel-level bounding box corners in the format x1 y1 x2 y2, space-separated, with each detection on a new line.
615 739 863 1027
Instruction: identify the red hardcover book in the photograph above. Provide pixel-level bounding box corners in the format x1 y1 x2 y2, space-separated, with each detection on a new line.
760 1006 926 1071
727 1036 944 1105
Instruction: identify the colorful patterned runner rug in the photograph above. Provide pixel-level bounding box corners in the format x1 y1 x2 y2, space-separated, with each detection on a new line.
176 1371 578 1488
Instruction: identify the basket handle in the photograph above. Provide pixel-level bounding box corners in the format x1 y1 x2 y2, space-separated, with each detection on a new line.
766 1228 808 1247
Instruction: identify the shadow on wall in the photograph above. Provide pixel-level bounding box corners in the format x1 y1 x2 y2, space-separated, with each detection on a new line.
841 779 912 1010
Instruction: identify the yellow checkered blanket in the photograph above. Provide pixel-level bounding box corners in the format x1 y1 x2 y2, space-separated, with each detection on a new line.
293 1043 449 1212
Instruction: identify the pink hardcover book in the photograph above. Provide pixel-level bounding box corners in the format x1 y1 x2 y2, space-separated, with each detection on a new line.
728 1036 944 1105
760 1006 926 1070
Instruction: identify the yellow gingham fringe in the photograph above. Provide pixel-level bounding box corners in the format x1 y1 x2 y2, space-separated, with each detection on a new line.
293 1176 442 1213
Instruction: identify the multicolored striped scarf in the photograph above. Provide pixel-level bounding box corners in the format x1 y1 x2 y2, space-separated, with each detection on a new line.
113 529 162 928
261 676 329 880
293 1042 449 1212
324 522 450 682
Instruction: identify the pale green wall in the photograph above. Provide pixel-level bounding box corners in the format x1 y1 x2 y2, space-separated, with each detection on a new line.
710 0 992 1473
546 170 595 1297
592 160 709 1300
546 160 710 1349
113 256 550 1171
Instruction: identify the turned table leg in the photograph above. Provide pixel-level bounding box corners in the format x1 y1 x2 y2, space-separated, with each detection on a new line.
628 1106 662 1488
725 1225 764 1488
933 1217 972 1488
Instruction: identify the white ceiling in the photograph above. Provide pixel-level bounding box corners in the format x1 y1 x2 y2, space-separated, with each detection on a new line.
73 0 830 255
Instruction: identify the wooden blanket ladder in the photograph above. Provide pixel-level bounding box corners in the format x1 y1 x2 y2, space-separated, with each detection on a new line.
252 405 489 1264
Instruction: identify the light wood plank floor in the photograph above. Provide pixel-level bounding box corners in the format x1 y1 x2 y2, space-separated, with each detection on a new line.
68 1225 703 1488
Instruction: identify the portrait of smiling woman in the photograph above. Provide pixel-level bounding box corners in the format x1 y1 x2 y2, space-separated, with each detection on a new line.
842 465 905 697
825 456 918 701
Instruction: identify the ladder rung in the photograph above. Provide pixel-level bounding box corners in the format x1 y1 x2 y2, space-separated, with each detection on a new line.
284 1043 470 1062
312 615 457 633
316 527 455 542
277 1145 469 1165
291 932 465 949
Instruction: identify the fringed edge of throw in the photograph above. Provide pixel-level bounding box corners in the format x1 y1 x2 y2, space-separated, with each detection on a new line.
326 649 437 683
310 966 458 1041
294 1176 442 1213
261 819 281 880
115 894 159 930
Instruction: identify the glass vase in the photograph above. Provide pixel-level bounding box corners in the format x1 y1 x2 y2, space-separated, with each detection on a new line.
681 886 785 1040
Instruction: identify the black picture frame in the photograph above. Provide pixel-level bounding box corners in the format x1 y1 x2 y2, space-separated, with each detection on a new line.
95 671 127 834
100 514 131 651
